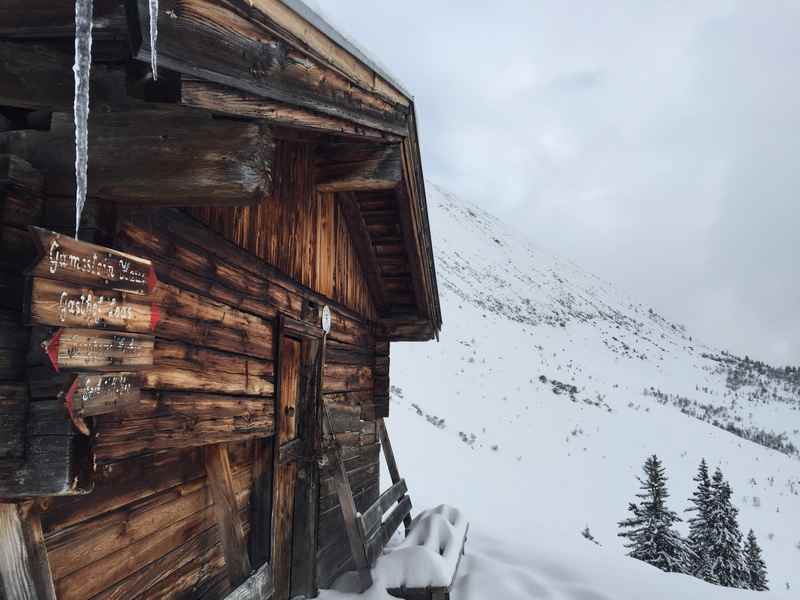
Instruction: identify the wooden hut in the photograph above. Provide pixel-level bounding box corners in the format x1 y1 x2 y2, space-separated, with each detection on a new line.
0 2 442 598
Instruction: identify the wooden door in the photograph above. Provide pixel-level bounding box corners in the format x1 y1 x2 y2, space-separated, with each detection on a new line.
272 319 323 600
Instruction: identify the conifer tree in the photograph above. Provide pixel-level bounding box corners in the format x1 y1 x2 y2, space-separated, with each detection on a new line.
743 529 769 591
686 459 716 582
706 469 747 587
618 455 695 573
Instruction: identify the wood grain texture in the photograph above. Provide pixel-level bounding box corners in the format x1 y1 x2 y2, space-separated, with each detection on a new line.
316 144 402 193
182 79 399 142
271 334 302 600
222 559 274 600
192 140 377 321
0 503 57 600
206 444 252 587
93 391 275 461
1 111 274 206
129 0 408 135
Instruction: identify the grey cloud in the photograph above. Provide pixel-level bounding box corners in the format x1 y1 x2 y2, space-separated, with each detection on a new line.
314 1 799 365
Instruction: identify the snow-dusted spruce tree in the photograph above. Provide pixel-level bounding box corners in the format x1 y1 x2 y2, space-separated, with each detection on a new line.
618 455 696 573
706 469 748 587
743 529 769 591
686 459 717 582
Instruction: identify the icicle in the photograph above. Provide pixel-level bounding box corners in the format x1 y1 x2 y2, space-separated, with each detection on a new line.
149 0 158 80
73 0 93 239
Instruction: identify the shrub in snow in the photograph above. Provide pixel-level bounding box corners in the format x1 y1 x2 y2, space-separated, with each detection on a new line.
743 529 769 591
618 455 695 574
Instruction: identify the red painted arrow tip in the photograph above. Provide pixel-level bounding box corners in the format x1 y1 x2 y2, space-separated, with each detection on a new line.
146 264 159 293
64 377 80 417
150 302 161 332
43 329 63 373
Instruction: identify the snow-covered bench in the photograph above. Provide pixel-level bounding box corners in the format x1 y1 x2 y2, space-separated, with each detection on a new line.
382 506 469 600
328 417 468 598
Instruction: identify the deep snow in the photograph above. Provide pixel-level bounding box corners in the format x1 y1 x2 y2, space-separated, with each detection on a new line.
323 183 799 598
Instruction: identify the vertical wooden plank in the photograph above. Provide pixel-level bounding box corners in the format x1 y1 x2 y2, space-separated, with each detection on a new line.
248 438 275 568
272 334 302 600
278 338 301 443
205 444 252 587
290 337 322 597
322 404 373 591
377 418 412 533
0 503 57 600
315 192 335 299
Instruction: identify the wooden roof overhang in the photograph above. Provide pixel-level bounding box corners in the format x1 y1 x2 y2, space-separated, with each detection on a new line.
140 0 442 341
0 0 442 340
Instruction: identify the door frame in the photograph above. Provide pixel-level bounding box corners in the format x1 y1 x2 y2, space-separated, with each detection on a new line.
272 310 325 599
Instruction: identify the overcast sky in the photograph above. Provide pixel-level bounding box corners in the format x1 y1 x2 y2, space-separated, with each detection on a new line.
312 1 799 366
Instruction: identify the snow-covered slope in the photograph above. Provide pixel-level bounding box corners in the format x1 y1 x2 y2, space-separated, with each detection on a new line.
381 183 799 596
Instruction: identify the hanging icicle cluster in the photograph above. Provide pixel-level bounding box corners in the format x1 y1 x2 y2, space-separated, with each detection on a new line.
149 0 159 80
73 0 94 239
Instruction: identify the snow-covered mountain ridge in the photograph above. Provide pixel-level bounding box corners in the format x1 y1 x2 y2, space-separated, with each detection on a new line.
384 183 800 596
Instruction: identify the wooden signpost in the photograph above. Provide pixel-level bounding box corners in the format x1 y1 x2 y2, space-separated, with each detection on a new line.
63 372 143 436
26 228 159 436
29 227 157 294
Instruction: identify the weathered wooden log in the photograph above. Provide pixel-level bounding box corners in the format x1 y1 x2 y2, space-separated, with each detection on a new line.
128 0 408 135
0 502 58 600
0 155 43 227
0 383 26 459
0 111 274 206
182 79 399 142
116 211 372 347
0 402 92 498
0 41 128 111
316 144 402 192
145 339 274 396
93 390 275 461
49 467 252 600
0 1 127 40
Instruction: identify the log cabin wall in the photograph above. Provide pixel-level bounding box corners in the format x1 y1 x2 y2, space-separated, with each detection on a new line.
189 138 381 586
18 196 381 598
191 140 378 322
0 2 439 596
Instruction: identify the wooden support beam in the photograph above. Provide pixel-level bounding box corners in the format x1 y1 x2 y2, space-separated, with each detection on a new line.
0 502 57 600
230 0 409 108
377 418 412 533
317 144 402 193
0 110 274 206
337 192 388 315
393 182 428 322
182 79 401 142
0 1 127 40
205 444 253 587
128 0 409 135
0 41 127 111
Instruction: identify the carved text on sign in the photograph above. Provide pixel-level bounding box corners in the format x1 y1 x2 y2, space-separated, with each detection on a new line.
62 372 143 434
30 227 158 295
43 328 155 372
29 277 160 333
